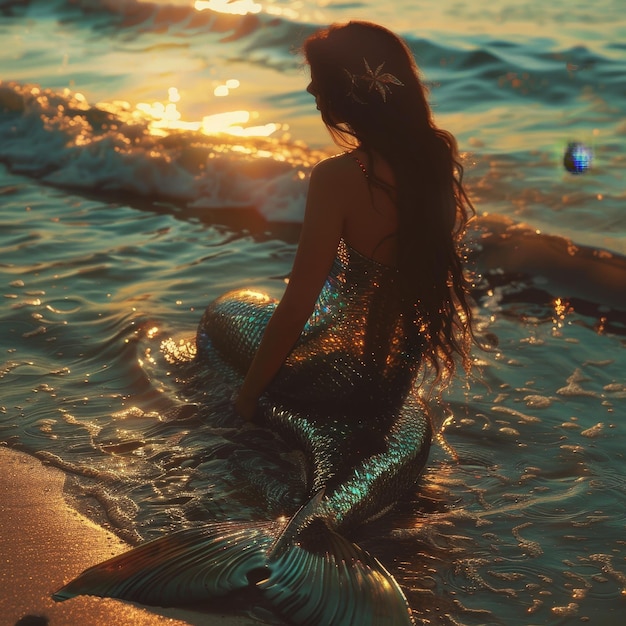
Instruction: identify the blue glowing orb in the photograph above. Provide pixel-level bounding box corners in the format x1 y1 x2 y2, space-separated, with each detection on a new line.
563 142 592 174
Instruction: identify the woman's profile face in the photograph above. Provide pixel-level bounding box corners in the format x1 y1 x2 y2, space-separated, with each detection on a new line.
306 80 320 110
306 68 344 126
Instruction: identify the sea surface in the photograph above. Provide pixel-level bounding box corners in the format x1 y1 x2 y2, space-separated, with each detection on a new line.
1 1 625 624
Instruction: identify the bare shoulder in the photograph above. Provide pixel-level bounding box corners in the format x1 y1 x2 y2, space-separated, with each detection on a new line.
315 152 362 173
310 152 362 188
304 154 362 226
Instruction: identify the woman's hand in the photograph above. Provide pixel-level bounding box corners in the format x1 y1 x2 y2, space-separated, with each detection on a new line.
234 391 258 422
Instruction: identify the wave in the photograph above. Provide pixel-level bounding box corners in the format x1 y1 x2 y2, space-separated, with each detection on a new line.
1 0 319 62
0 80 326 221
470 214 626 326
424 43 624 111
4 0 624 111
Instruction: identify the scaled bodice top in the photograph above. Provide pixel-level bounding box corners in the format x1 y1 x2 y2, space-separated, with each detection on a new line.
197 239 425 414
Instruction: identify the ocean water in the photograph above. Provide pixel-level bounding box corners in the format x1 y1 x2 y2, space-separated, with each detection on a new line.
1 0 625 624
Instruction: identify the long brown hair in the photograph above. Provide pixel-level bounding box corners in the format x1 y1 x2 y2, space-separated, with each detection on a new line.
304 21 475 381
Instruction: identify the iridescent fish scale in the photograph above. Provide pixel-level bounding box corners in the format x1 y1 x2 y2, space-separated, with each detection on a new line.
198 239 430 532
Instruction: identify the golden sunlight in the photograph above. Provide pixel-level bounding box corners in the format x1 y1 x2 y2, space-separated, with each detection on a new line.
194 0 262 16
134 88 278 138
146 326 160 339
553 297 572 320
214 79 240 97
136 91 202 133
202 111 278 137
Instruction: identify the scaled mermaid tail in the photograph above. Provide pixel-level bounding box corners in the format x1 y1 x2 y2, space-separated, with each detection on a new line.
54 487 416 625
53 520 278 605
54 242 431 625
54 395 428 625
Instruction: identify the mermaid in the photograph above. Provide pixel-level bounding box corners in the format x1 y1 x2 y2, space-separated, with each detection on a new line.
54 21 475 625
224 22 474 424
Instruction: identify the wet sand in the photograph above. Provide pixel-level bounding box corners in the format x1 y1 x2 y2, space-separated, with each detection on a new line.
0 446 258 626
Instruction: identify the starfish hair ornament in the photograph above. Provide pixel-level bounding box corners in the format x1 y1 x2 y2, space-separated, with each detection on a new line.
344 57 404 103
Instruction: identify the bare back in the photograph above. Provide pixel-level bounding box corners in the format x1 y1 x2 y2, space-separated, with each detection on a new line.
332 149 398 267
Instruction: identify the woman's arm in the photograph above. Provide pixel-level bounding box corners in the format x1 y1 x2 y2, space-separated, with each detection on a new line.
235 158 346 420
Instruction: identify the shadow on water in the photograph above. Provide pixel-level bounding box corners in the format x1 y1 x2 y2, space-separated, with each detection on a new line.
41 178 304 244
14 617 48 626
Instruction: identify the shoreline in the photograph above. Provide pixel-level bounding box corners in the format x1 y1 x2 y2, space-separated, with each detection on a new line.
0 446 259 626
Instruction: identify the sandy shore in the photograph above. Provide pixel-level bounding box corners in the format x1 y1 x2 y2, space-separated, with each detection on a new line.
0 446 259 626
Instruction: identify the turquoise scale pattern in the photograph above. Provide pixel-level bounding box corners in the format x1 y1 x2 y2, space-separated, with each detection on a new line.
197 238 431 533
53 238 432 626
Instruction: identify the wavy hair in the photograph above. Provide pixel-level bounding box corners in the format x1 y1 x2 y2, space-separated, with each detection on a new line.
304 21 475 381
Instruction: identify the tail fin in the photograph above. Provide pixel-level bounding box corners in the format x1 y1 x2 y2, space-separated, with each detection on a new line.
54 496 415 625
260 494 416 626
53 520 279 605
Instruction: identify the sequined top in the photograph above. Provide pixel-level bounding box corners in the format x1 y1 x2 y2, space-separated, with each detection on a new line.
274 239 424 409
200 238 424 413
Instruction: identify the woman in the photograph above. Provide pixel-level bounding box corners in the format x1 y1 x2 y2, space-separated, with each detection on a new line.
221 21 474 422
